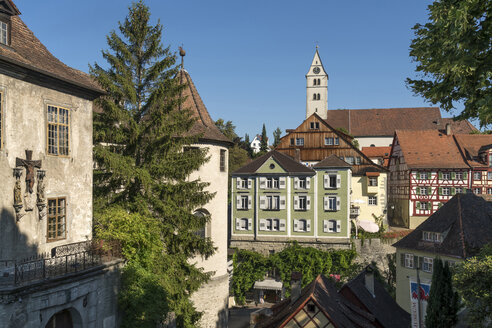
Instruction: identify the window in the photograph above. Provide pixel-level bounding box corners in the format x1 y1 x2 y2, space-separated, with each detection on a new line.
489 154 492 167
325 137 333 145
368 196 377 206
441 187 450 196
237 178 249 189
295 219 309 232
455 187 463 194
310 122 319 129
488 172 492 180
324 173 339 189
324 219 340 233
298 196 307 210
456 172 463 180
474 172 481 180
193 209 209 238
317 93 320 100
324 196 338 211
442 172 450 180
47 105 70 156
240 195 248 210
334 137 339 145
474 188 482 195
368 177 378 186
488 188 492 195
240 218 248 230
423 231 442 243
419 172 427 180
47 197 66 242
298 177 306 189
266 177 279 189
267 195 280 210
290 138 294 145
313 79 317 86
236 218 251 231
419 186 428 195
404 254 414 269
355 157 361 165
423 257 433 273
313 93 317 100
296 138 304 146
345 156 354 165
219 149 226 172
0 21 7 45
418 201 430 210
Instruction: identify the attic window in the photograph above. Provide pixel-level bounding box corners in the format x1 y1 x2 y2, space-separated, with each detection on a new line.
310 122 319 129
0 20 8 45
423 231 443 243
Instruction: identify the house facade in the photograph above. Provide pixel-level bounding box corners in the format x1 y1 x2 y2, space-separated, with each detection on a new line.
388 129 492 228
0 2 120 327
230 151 351 254
251 134 268 154
393 192 492 327
177 67 232 327
275 114 388 229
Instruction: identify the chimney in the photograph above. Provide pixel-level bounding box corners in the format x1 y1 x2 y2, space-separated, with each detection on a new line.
445 123 453 136
364 266 375 297
294 149 301 162
291 272 302 303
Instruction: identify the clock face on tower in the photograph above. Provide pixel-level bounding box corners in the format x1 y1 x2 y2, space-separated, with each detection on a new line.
313 67 320 74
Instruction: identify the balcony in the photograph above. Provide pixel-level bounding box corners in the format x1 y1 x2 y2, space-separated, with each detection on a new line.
350 206 360 218
0 240 121 287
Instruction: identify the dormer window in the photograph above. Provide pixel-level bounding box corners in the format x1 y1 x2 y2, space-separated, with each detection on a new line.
310 122 319 129
423 231 443 243
0 20 8 45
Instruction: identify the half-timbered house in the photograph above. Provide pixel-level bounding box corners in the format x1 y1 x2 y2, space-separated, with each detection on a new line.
275 113 388 228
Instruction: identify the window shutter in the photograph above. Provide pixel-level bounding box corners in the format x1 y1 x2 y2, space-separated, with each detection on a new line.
427 172 432 180
438 172 443 180
306 196 311 210
236 178 242 189
306 220 311 232
293 219 298 232
279 177 286 189
259 219 266 231
438 187 442 195
293 196 299 210
416 187 420 195
323 220 328 233
451 187 456 195
247 218 252 230
418 256 423 269
401 253 405 267
259 177 266 189
463 172 468 180
279 196 286 210
324 175 329 188
236 218 241 230
336 220 341 232
294 177 299 189
236 196 242 209
306 177 311 189
248 196 252 209
336 174 341 188
451 172 456 180
428 187 432 195
324 196 328 211
416 201 420 210
279 219 286 231
259 196 267 209
336 197 341 211
247 178 252 189
413 255 418 268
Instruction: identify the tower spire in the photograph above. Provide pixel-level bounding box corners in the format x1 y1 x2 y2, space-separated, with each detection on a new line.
305 48 328 120
179 45 186 69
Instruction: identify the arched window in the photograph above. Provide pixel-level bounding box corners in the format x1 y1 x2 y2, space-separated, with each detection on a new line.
317 78 321 85
313 94 317 100
193 209 210 238
317 94 321 100
313 79 317 86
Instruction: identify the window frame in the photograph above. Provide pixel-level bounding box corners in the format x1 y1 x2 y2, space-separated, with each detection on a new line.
404 253 414 269
473 171 481 180
295 138 304 146
324 137 333 146
368 196 377 206
327 196 337 211
47 197 67 242
298 195 307 211
266 195 280 210
368 177 378 187
220 149 226 172
423 257 433 273
47 105 71 157
0 19 9 46
442 172 451 180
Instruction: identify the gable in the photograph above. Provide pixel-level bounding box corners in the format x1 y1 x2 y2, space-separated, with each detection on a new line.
281 298 332 328
257 157 287 174
0 0 20 16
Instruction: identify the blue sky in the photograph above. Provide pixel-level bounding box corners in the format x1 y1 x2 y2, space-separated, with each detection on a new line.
19 0 469 139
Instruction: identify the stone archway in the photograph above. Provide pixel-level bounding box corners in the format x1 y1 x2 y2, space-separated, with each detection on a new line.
45 307 82 328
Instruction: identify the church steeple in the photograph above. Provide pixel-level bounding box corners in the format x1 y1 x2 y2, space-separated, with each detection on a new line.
306 47 328 119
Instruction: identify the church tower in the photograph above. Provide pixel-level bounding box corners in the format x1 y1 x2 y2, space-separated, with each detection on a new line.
306 47 328 119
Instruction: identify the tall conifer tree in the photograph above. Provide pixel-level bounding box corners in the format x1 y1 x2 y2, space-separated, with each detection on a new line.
90 1 214 326
260 123 268 153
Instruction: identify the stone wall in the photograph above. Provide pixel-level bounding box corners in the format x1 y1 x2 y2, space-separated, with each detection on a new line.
190 273 229 328
353 238 397 273
0 261 121 328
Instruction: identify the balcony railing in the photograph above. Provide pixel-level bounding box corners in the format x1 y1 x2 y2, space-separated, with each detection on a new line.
1 240 121 286
350 206 360 217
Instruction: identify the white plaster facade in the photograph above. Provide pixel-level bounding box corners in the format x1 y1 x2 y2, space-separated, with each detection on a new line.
306 49 328 120
356 136 395 148
351 173 388 225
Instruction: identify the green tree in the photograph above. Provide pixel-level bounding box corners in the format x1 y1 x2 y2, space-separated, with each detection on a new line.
215 118 239 142
407 0 492 126
273 127 282 147
425 258 460 328
90 1 214 326
260 123 269 153
454 243 492 326
243 133 254 157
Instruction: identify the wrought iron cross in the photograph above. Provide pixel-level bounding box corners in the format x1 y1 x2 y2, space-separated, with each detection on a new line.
16 150 42 194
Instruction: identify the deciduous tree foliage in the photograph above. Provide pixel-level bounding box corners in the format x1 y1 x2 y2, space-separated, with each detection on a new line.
407 0 492 126
273 127 282 147
453 243 492 326
90 1 214 326
425 258 460 328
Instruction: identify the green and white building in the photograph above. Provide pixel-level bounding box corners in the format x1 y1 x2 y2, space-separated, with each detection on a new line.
230 151 352 254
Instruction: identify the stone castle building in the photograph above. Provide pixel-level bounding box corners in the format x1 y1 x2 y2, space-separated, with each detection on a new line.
177 62 232 327
0 1 121 327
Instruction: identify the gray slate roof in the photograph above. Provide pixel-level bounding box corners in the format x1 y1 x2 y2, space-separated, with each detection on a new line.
313 154 352 169
393 192 492 259
233 150 315 175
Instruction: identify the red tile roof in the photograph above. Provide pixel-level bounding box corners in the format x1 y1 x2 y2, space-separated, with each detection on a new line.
326 108 476 137
454 134 492 168
0 15 103 95
395 130 468 169
177 69 231 144
361 146 391 166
